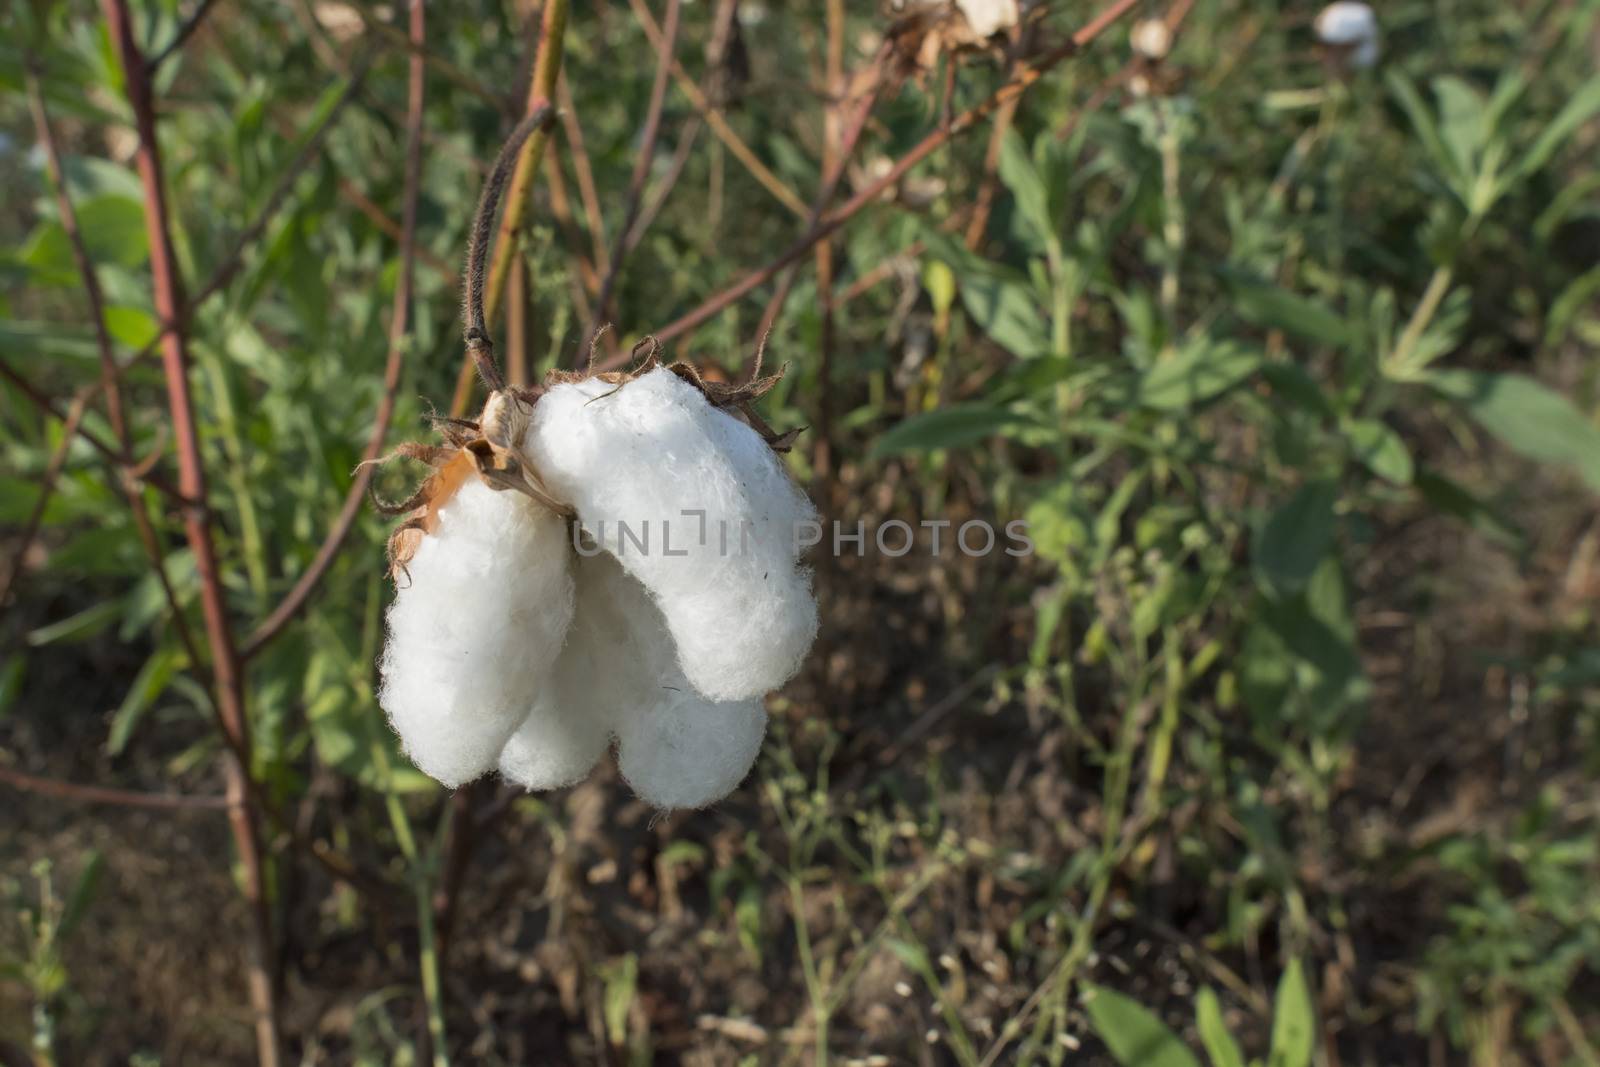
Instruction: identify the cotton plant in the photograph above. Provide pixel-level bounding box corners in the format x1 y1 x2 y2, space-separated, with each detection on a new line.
374 114 818 809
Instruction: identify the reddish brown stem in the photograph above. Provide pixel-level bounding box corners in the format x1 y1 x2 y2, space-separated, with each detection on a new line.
102 3 281 1063
0 765 230 811
0 392 87 614
557 73 610 276
617 0 1143 356
241 4 427 661
578 0 683 358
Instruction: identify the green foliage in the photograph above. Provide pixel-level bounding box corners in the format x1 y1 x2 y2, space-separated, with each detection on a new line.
1 0 1598 1062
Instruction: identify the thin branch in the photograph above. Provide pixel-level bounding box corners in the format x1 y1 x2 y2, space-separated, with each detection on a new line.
450 0 570 417
462 106 559 395
241 0 428 660
627 0 1144 356
0 391 88 615
627 0 810 219
625 115 702 254
23 68 207 670
148 0 222 69
0 765 230 811
556 73 609 275
102 3 280 1063
579 0 683 357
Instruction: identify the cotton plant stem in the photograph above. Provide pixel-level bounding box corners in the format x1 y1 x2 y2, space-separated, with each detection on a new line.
0 765 230 811
101 3 280 1063
450 0 569 417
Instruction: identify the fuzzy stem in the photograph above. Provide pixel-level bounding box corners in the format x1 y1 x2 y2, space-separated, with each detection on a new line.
451 0 569 417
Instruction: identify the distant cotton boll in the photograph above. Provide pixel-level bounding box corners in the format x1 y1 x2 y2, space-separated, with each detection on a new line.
1130 19 1172 61
956 0 1019 38
525 368 819 703
1315 1 1379 68
380 479 574 788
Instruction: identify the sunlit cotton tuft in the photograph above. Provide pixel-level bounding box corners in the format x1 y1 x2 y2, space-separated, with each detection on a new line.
379 479 574 788
524 368 819 702
1315 1 1379 68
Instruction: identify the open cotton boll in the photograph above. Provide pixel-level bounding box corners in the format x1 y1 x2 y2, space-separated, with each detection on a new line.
380 478 574 788
1315 2 1379 68
524 368 818 702
955 0 1019 39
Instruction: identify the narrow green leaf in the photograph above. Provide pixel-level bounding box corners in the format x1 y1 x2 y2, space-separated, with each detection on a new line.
58 851 105 939
1195 989 1245 1067
107 646 183 755
999 128 1053 246
1429 370 1600 493
871 405 1041 457
0 654 25 720
26 601 122 646
1137 340 1262 411
1254 480 1338 594
1084 986 1202 1067
1343 418 1414 485
1229 280 1352 348
1268 960 1315 1067
1515 76 1600 179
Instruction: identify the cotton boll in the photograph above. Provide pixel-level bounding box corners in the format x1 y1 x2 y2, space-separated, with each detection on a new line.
380 479 574 788
1315 2 1379 68
956 0 1019 39
525 368 818 702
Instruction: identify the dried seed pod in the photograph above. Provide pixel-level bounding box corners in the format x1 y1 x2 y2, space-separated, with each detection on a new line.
524 367 819 702
379 478 574 788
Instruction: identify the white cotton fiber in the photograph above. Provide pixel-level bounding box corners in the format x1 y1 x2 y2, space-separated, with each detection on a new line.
1315 2 1379 67
523 368 818 702
956 0 1019 39
379 478 574 788
500 551 767 808
616 687 766 811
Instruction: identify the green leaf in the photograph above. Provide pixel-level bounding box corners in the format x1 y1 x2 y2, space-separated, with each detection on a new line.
22 194 148 285
1254 480 1338 594
1386 72 1462 192
0 654 25 721
107 645 183 755
999 129 1053 246
1432 75 1487 179
960 272 1051 358
26 601 122 646
1085 986 1201 1067
1229 279 1352 348
1514 76 1600 179
601 953 638 1047
1137 339 1262 411
1429 370 1600 493
58 851 105 939
1195 989 1245 1067
1268 960 1315 1067
1343 418 1414 485
871 404 1041 457
1415 469 1522 549
1261 363 1335 418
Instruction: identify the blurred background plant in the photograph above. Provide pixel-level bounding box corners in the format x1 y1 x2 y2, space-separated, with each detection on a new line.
1 0 1598 1064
